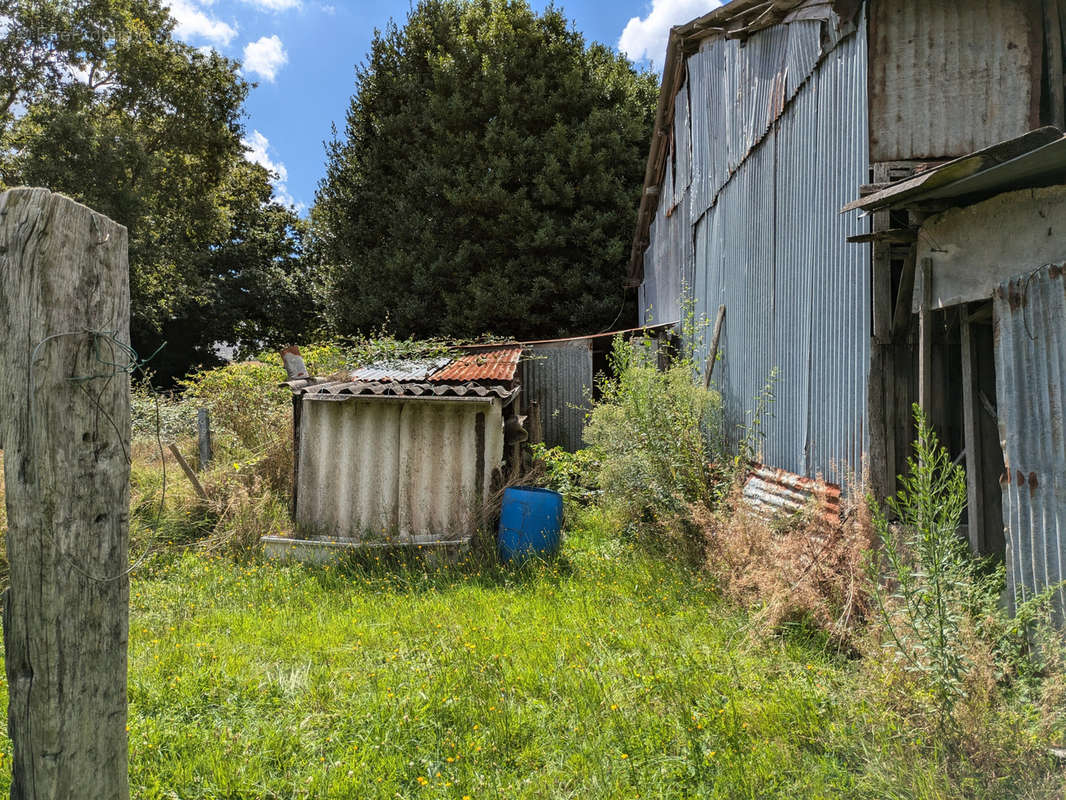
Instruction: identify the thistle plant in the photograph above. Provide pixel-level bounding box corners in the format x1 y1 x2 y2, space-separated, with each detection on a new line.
870 405 971 726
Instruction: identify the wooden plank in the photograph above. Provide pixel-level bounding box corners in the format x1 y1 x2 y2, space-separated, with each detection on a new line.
892 246 917 338
0 188 130 799
870 164 893 345
867 343 891 502
703 304 726 387
169 444 208 501
960 309 984 554
918 258 934 417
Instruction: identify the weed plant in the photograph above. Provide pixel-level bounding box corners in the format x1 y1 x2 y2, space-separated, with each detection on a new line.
582 335 727 558
866 405 1066 786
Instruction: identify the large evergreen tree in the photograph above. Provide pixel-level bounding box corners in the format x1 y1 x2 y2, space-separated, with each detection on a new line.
0 0 318 380
314 0 657 340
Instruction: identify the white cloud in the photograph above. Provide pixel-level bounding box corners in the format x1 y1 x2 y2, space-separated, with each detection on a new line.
619 0 717 70
243 35 288 82
242 0 302 10
168 0 237 46
242 130 303 211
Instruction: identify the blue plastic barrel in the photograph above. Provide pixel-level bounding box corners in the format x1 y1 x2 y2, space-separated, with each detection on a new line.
497 486 564 563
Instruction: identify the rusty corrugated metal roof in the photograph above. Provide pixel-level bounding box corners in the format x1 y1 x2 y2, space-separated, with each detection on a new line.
428 347 522 382
741 464 842 527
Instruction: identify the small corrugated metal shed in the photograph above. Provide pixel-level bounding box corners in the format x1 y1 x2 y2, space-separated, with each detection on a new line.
268 348 521 558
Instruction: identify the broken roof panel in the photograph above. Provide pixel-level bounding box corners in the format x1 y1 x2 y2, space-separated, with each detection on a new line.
349 357 451 382
428 347 522 383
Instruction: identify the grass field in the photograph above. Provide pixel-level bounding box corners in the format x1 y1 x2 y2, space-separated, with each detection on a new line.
0 506 1006 800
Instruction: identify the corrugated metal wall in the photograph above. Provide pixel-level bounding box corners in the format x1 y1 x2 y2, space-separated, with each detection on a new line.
642 11 871 485
868 0 1041 162
994 265 1066 621
296 397 504 541
521 340 593 452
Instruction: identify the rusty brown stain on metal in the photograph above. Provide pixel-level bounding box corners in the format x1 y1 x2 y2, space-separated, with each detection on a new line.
1050 263 1064 279
428 347 522 383
1000 470 1010 486
1017 469 1025 486
1029 471 1039 495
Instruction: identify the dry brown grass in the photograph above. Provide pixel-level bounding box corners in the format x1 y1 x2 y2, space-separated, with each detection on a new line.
694 482 874 648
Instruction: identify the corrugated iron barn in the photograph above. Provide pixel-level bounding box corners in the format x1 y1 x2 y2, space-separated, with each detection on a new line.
266 347 521 559
631 0 1066 612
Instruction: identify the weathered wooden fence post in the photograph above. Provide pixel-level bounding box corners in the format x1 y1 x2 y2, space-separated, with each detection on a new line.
0 188 130 800
197 408 213 471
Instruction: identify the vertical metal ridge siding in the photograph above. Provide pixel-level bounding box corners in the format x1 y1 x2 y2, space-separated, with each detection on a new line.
678 12 870 486
296 397 502 540
522 340 593 452
994 266 1066 620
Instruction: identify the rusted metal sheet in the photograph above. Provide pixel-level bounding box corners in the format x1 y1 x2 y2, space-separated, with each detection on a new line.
994 264 1066 621
350 357 451 382
429 347 522 383
521 339 593 452
295 395 505 542
868 0 1041 162
742 464 843 526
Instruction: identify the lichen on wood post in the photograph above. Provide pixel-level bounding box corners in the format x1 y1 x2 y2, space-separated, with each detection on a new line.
0 188 131 800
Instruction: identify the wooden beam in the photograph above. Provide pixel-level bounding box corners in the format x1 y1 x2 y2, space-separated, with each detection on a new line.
1046 0 1065 130
169 444 208 501
870 165 893 345
846 228 917 244
918 258 934 417
704 304 726 387
960 309 984 554
891 247 917 339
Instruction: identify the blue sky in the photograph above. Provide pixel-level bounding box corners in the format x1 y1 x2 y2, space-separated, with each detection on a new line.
166 0 717 214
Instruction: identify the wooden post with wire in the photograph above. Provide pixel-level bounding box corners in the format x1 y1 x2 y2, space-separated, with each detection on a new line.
0 188 131 799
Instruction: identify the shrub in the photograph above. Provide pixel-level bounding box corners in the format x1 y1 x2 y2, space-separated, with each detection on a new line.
582 335 727 556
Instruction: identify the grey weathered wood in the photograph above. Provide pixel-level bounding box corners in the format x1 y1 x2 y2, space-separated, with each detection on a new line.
918 258 934 417
891 247 916 339
703 304 726 388
1047 0 1065 130
0 188 130 800
960 310 984 554
196 408 212 471
169 444 208 501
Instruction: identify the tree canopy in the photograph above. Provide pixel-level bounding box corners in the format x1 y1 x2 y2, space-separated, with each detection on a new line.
0 0 318 381
314 0 658 341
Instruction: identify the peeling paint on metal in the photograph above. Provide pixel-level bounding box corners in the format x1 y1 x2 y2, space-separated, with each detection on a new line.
994 264 1066 621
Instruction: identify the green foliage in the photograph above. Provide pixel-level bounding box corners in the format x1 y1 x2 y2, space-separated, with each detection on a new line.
0 0 317 382
583 335 726 547
314 0 658 340
530 442 600 504
181 360 290 454
0 510 1010 798
869 405 1066 757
